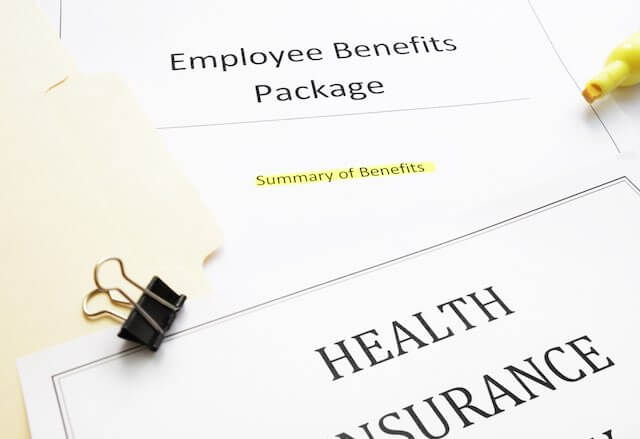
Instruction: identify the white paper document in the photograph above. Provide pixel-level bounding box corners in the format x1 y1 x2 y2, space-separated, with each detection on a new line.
38 0 632 312
19 156 640 438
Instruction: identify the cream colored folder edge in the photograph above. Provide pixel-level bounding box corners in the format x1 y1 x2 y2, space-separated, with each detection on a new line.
0 0 222 436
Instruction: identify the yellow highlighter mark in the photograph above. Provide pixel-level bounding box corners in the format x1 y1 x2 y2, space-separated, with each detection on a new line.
256 162 435 187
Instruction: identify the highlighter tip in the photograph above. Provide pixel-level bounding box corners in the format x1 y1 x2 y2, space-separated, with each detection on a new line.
582 83 602 103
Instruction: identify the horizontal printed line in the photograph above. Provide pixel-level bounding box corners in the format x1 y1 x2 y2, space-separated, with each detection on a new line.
156 97 531 130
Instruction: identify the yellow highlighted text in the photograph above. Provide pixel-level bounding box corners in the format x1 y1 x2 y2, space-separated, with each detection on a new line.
256 162 435 187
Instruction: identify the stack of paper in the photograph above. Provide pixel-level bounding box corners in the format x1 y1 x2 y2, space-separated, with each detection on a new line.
10 0 640 437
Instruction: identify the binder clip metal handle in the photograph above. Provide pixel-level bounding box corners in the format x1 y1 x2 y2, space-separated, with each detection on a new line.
93 257 180 314
82 257 187 351
82 288 131 322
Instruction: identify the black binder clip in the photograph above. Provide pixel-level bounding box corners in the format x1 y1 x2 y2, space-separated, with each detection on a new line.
82 257 186 351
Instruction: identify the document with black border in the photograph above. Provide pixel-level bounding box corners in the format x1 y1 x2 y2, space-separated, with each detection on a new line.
19 156 640 438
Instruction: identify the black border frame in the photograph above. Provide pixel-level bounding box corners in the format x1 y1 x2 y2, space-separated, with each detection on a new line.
51 176 640 437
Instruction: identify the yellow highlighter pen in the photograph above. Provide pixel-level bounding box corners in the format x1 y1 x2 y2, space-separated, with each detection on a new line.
582 32 640 103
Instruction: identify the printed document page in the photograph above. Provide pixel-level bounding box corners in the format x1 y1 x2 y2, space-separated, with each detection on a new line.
19 156 640 438
38 0 630 311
